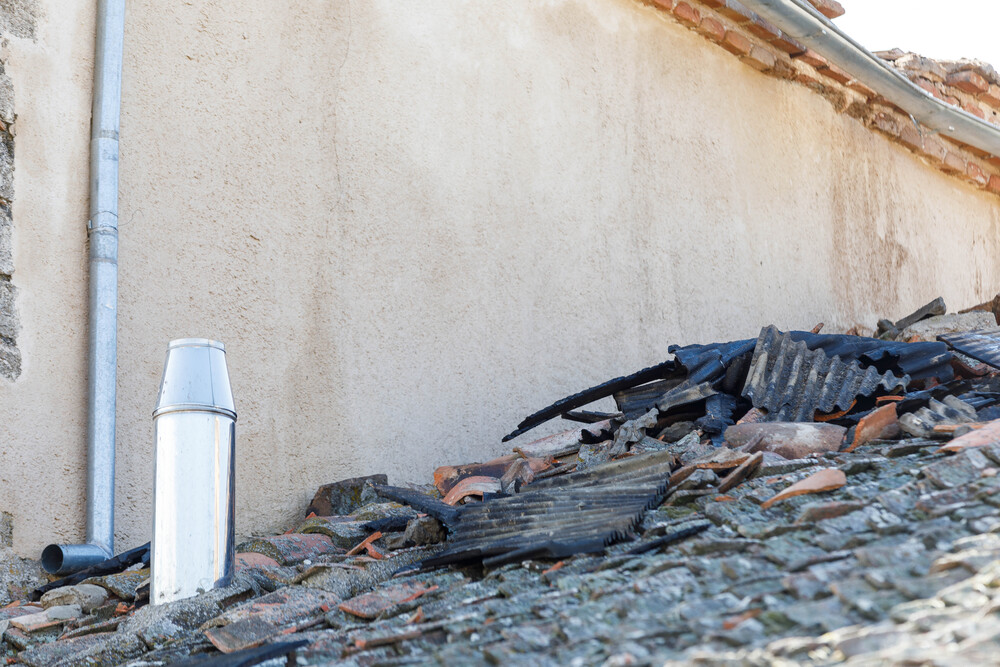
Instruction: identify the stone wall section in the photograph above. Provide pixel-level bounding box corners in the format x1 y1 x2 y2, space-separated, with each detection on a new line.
0 56 17 381
641 0 1000 198
0 1 31 380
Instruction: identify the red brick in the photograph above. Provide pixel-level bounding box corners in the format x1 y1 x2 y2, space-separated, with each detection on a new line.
962 100 986 119
649 0 674 10
696 16 726 42
794 71 823 87
946 70 989 95
898 123 923 152
922 136 949 165
716 0 753 23
817 63 852 84
987 174 1000 195
871 96 905 114
742 45 777 72
847 79 876 97
967 162 989 187
697 0 725 7
794 49 827 68
988 155 1000 169
769 32 804 55
807 0 845 19
746 15 780 41
963 143 993 159
942 151 967 174
672 2 700 27
770 58 796 80
720 30 752 56
943 94 961 107
872 112 899 137
914 77 944 100
982 85 1000 109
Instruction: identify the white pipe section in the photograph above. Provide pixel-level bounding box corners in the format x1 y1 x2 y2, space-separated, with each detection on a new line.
742 0 1000 157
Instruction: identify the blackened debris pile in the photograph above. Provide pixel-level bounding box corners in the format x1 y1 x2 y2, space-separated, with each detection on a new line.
370 296 1000 573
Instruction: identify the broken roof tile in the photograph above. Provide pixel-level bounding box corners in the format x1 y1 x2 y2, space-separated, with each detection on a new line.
940 418 1000 454
441 476 502 505
236 534 339 565
338 582 438 620
760 469 847 510
725 422 846 459
846 403 899 452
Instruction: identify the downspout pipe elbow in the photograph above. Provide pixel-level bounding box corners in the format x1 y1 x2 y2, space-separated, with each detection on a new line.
40 543 114 576
42 0 125 575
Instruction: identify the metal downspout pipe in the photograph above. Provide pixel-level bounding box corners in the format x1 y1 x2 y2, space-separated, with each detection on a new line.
741 0 1000 157
41 0 125 574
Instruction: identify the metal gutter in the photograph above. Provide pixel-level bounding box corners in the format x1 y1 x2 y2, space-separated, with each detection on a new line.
42 0 125 574
741 0 1000 157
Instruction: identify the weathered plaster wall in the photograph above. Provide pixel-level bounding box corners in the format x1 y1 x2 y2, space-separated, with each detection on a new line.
1 0 998 557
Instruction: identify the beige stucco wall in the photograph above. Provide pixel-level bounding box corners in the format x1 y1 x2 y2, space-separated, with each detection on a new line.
1 0 999 557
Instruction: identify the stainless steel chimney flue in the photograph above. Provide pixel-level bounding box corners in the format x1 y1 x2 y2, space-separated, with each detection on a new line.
151 338 236 605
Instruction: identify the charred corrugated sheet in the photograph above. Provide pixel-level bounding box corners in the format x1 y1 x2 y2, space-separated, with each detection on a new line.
502 360 677 442
794 332 952 382
419 489 654 569
529 448 674 491
742 326 909 422
671 332 952 384
939 328 1000 369
410 450 674 570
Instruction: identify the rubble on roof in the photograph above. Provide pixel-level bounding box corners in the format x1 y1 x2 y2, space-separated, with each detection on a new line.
9 294 1000 664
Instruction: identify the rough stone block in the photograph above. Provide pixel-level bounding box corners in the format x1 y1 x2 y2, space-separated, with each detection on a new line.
305 475 388 517
0 210 12 276
0 337 20 381
40 584 108 613
0 279 18 339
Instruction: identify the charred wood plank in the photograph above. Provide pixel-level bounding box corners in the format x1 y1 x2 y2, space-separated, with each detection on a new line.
502 360 676 442
561 409 622 424
370 485 460 528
